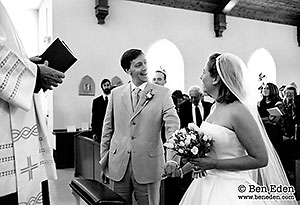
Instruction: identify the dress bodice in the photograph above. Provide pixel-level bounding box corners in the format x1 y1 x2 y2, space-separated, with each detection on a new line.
200 121 247 160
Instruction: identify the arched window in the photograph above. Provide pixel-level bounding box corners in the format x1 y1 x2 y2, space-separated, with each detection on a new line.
248 48 277 91
147 39 184 92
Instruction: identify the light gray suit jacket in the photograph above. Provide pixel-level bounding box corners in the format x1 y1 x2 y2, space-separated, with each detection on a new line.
100 82 179 184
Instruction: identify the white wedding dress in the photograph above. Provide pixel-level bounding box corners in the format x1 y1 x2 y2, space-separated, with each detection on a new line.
180 121 268 205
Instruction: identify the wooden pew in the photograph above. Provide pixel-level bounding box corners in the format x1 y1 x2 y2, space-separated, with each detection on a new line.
69 178 126 205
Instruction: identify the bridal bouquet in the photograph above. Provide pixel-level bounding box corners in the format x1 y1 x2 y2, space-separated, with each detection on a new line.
164 123 213 178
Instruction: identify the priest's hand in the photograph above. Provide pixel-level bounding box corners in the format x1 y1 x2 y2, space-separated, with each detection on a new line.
38 61 65 91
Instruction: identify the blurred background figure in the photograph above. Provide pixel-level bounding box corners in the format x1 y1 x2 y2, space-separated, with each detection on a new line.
171 90 185 113
279 83 300 184
279 84 286 100
257 82 282 151
182 93 190 102
152 68 167 86
281 84 297 141
91 78 111 142
179 86 212 128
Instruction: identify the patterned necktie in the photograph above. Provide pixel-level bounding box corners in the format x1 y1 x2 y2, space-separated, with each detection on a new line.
195 106 202 127
132 87 141 109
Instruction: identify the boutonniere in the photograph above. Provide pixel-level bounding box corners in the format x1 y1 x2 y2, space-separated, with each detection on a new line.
145 89 154 102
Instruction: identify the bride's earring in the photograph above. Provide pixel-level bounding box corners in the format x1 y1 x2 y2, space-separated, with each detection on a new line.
212 76 220 85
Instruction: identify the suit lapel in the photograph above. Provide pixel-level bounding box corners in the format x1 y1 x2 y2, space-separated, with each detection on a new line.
122 84 133 114
130 82 153 121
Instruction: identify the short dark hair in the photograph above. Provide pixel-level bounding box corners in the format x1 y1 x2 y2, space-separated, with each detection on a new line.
155 70 167 80
207 53 238 104
120 49 143 72
101 78 110 88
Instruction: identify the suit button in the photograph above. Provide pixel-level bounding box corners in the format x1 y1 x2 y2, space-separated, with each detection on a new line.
131 136 135 140
132 122 136 125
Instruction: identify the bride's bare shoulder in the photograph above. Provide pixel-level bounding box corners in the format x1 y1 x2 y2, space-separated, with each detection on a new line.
229 101 253 120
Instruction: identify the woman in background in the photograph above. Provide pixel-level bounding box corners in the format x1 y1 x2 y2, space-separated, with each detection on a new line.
258 83 283 151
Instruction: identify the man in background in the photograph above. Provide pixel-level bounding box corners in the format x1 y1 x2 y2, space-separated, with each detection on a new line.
91 78 111 141
100 48 179 204
152 68 167 86
0 2 65 204
179 85 212 128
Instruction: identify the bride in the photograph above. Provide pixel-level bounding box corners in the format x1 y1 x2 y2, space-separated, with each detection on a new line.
177 53 297 204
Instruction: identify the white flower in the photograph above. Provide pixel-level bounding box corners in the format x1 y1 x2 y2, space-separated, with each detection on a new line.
145 89 154 101
164 142 174 149
169 138 176 144
188 123 198 130
190 133 196 140
191 146 199 155
179 141 185 146
185 138 191 145
178 148 184 154
180 128 187 135
202 135 208 141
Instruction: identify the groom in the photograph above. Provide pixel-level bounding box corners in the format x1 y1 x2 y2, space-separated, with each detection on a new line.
100 48 180 204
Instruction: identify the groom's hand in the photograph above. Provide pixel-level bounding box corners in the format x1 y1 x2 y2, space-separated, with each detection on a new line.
164 160 179 178
100 170 109 184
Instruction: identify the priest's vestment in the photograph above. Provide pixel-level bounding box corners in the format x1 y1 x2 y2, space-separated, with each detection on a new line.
0 2 57 204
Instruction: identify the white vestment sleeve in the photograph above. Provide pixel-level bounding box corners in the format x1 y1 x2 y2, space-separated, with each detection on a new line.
0 43 37 111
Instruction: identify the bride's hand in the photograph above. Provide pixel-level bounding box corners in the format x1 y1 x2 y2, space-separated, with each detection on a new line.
189 156 217 171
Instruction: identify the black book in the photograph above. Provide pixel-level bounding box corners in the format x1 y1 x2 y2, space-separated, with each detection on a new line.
40 38 77 73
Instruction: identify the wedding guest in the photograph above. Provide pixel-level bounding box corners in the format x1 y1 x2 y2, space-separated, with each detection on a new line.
171 90 184 113
279 84 286 99
100 48 179 204
0 2 65 204
91 78 111 141
182 93 190 102
279 84 299 181
179 86 212 128
176 53 297 204
152 68 167 86
257 82 282 150
281 84 297 140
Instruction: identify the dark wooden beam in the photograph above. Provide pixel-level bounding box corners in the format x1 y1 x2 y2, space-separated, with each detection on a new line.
297 24 300 47
95 0 109 24
214 13 227 37
213 0 240 38
214 0 240 13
